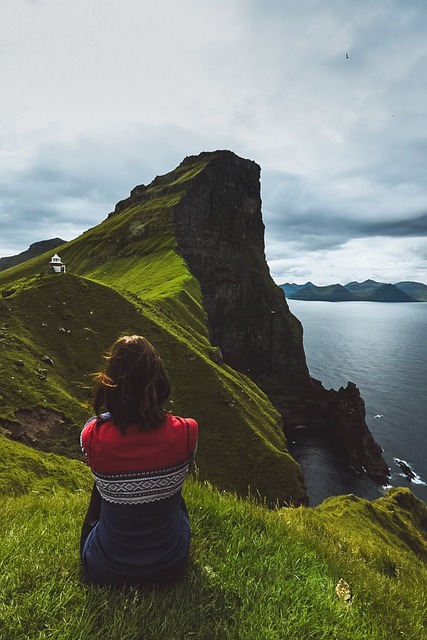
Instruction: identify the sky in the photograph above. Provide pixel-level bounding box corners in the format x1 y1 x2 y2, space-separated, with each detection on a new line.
1 0 427 285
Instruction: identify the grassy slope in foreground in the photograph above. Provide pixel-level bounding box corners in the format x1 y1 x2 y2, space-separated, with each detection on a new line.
0 470 426 640
0 156 306 506
0 411 425 640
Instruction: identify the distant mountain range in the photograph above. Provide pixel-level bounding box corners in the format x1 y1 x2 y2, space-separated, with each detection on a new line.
280 279 427 302
0 238 65 272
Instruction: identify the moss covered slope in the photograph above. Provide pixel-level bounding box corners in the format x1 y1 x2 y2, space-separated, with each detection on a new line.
0 157 306 505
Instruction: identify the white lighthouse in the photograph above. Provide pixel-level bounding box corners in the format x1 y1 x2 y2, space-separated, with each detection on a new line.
49 253 66 274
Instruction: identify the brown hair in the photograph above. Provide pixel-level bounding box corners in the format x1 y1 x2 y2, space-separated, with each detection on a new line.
92 335 171 432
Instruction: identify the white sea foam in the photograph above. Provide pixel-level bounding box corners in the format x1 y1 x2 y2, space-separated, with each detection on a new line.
393 457 427 486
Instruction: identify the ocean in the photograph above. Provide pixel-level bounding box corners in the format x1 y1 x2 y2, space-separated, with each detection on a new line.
286 300 427 506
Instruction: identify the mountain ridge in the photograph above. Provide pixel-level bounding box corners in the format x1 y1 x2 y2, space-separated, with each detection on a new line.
281 278 427 302
0 238 65 272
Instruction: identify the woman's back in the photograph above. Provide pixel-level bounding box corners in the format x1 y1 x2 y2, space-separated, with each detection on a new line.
81 414 198 585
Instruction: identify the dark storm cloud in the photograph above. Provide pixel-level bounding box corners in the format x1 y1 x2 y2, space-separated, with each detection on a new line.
265 203 427 251
262 165 427 257
366 213 427 237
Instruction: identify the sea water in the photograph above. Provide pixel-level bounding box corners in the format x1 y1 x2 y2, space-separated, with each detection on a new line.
287 300 427 506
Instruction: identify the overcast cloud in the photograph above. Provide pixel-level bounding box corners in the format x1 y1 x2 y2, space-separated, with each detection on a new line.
1 0 427 285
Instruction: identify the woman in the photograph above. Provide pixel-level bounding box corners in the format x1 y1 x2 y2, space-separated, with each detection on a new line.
80 334 198 587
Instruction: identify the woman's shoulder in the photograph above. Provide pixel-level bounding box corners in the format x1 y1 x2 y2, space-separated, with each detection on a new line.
80 413 112 451
168 414 198 429
168 414 198 454
168 414 198 440
82 412 110 428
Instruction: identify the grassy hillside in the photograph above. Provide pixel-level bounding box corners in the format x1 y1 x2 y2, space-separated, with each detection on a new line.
0 271 304 504
0 155 307 505
0 464 426 639
0 433 92 495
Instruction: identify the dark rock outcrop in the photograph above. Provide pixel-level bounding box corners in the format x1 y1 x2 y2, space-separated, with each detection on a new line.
170 151 389 484
2 408 79 457
0 238 65 272
320 382 388 483
173 151 310 384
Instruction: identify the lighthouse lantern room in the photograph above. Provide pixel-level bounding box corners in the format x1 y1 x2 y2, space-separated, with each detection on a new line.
49 253 66 274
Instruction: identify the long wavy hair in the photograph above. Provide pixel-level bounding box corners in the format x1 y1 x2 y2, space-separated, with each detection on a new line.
92 335 171 432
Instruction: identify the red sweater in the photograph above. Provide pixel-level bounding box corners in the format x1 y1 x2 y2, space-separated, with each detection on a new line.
80 413 198 585
81 413 198 504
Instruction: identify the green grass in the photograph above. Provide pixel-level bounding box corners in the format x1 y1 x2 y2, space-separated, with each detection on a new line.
0 481 426 640
0 434 91 495
0 270 306 505
1 418 424 639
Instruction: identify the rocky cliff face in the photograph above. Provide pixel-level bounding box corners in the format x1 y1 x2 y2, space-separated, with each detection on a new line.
173 151 310 384
170 150 389 484
111 149 389 486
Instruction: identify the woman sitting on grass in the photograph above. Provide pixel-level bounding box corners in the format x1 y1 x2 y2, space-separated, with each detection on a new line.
80 334 198 587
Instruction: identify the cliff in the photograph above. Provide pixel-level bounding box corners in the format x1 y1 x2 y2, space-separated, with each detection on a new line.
0 150 388 505
112 150 389 483
175 152 388 482
0 154 308 507
0 151 425 637
173 152 310 383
